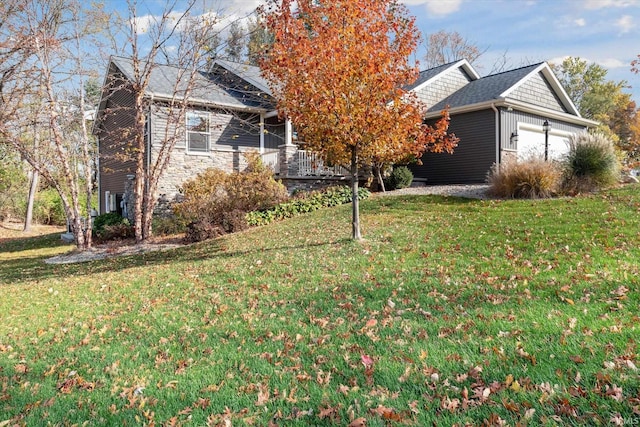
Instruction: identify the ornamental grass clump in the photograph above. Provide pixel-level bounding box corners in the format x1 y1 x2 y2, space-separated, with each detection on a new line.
562 132 620 194
487 158 561 199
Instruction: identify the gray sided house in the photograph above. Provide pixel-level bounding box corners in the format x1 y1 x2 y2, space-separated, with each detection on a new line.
94 56 344 217
408 60 598 184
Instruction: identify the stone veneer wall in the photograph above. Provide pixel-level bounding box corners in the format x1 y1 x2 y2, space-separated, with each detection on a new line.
280 176 351 194
154 147 251 215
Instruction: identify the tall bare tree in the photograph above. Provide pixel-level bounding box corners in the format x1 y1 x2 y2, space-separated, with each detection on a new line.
225 20 246 62
423 30 486 69
103 0 222 243
246 16 272 65
0 0 107 249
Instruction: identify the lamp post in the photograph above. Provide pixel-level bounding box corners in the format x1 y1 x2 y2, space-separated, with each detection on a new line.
542 120 550 161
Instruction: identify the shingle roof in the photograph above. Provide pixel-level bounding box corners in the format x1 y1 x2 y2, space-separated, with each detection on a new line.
212 59 272 95
429 62 543 111
110 56 268 111
405 62 459 91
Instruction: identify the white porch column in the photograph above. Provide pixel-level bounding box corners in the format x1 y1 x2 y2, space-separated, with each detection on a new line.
285 119 294 146
259 113 265 154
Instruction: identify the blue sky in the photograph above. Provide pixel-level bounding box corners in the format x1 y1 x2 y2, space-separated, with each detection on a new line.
123 0 640 103
403 0 640 103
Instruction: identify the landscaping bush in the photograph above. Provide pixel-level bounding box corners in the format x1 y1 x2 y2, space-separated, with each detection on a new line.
385 166 413 190
93 212 133 241
562 132 620 194
246 186 371 226
33 188 67 225
152 216 188 236
487 158 561 199
174 152 288 242
0 158 27 222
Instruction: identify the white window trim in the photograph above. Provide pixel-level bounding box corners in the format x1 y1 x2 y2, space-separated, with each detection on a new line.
105 191 116 213
186 111 211 155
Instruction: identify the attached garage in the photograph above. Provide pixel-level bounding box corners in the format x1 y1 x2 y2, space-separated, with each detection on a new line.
516 123 573 161
408 60 598 185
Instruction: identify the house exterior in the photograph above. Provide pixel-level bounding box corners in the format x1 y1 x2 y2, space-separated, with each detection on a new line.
407 60 598 184
94 56 346 217
95 56 596 217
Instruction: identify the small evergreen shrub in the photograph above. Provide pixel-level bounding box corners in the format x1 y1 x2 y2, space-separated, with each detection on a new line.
93 212 133 241
174 152 289 242
562 132 620 194
385 166 413 190
246 186 371 226
487 158 561 199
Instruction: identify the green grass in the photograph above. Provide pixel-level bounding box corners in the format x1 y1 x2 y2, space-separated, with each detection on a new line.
1 186 639 425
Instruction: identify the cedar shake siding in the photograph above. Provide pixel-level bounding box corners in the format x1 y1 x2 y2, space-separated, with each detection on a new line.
411 109 496 184
413 67 474 108
509 72 567 113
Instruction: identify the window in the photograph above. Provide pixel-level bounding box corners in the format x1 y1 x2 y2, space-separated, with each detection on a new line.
187 112 210 153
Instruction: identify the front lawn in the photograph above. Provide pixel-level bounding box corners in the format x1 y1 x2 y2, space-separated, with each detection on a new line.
1 186 639 425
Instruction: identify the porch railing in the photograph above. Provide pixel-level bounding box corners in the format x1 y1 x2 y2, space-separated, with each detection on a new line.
261 150 280 173
298 150 348 176
261 148 348 177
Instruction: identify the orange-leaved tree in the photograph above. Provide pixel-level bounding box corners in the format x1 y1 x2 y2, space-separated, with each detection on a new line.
260 0 457 240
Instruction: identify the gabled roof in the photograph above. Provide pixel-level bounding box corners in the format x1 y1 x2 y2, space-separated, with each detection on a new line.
212 59 272 95
106 56 270 112
427 62 582 117
406 59 480 93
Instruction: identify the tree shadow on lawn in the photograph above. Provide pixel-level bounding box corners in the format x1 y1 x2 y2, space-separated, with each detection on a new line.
0 231 70 254
0 235 351 286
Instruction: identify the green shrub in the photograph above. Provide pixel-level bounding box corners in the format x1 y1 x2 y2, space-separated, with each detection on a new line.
385 166 413 190
487 158 561 199
562 132 620 194
174 152 289 242
152 216 188 236
33 188 66 225
0 157 27 222
246 186 371 227
93 212 133 241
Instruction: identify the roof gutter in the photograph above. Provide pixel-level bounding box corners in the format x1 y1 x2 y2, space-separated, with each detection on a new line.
491 103 500 165
145 92 268 114
425 98 599 128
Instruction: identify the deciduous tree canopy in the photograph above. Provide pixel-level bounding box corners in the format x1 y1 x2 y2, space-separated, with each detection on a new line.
260 0 457 239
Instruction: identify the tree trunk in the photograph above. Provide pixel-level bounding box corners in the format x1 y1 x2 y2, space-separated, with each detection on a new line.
351 146 362 241
375 164 386 192
23 168 38 232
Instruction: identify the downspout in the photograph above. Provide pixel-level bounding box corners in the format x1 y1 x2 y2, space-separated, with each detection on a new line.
491 103 500 165
259 113 265 154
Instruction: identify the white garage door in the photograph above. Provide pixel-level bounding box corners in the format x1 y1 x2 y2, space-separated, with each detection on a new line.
517 127 572 161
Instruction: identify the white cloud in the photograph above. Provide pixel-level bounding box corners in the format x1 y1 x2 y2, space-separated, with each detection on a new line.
597 58 627 68
402 0 463 16
574 18 586 26
548 55 627 70
615 14 634 33
584 0 639 9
